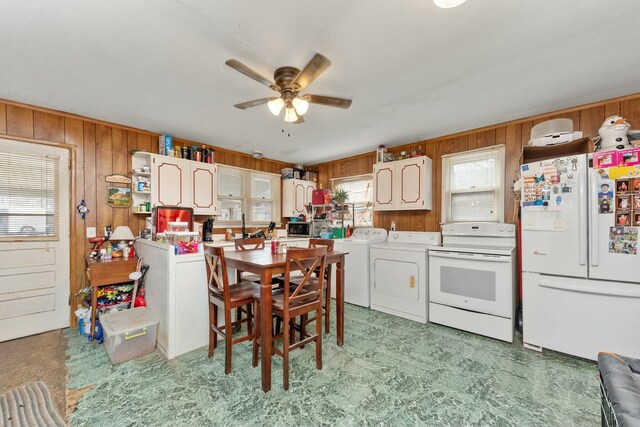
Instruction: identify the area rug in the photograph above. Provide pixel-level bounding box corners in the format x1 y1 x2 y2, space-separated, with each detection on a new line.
0 382 66 427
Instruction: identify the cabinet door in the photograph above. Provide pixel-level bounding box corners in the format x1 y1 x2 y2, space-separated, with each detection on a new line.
293 182 306 214
151 156 191 208
373 163 395 210
305 183 317 205
397 157 425 209
191 163 218 215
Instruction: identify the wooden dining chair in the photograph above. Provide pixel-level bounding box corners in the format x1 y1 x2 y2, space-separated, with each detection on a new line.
234 237 265 283
252 247 327 390
297 238 335 336
204 246 259 374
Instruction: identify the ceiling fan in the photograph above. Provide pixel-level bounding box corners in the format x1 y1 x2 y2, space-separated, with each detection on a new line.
225 53 352 124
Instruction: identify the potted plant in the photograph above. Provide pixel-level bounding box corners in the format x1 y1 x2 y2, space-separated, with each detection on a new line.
332 187 349 206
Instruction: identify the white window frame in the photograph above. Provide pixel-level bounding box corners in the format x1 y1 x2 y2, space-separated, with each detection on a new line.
441 145 505 224
216 165 281 228
331 174 374 228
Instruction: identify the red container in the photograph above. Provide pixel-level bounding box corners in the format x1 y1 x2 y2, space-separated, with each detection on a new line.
312 189 332 205
270 240 280 254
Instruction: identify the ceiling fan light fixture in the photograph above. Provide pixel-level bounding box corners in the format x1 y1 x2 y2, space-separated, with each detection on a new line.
433 0 467 8
267 98 285 115
291 97 309 115
284 107 298 123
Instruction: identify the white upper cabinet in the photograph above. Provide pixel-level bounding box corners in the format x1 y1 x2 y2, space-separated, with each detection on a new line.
148 154 218 214
282 179 316 217
191 163 218 215
152 155 191 208
373 156 432 211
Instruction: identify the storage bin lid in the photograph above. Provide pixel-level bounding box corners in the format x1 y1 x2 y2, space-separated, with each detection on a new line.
101 307 159 336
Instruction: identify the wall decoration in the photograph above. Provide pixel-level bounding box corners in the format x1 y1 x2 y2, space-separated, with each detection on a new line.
106 187 133 208
609 226 638 255
105 173 132 184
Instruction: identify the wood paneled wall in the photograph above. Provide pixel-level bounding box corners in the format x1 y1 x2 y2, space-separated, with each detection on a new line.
0 98 293 325
312 93 640 232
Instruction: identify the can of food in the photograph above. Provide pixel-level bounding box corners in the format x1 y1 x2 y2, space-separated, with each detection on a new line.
182 146 190 160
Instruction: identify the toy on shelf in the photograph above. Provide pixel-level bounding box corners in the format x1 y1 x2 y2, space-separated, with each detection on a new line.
596 115 640 151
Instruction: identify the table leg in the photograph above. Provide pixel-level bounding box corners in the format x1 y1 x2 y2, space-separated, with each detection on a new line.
90 286 97 341
260 268 273 392
336 255 344 346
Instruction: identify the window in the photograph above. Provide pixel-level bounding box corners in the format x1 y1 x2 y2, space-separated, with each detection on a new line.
331 174 373 227
0 151 60 240
441 145 505 223
217 165 280 226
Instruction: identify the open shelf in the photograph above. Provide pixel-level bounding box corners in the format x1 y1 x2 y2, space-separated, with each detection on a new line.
522 137 593 164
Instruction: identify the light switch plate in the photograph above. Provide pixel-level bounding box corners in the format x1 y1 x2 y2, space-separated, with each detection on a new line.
86 227 97 238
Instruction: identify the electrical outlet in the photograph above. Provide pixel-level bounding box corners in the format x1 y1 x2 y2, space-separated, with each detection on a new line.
86 227 97 238
105 225 112 237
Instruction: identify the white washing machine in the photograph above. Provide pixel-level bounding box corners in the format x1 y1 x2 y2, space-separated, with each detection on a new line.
369 231 441 323
330 228 388 307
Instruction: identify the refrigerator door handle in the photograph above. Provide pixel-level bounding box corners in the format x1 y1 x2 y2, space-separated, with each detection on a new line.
589 169 599 267
578 172 587 266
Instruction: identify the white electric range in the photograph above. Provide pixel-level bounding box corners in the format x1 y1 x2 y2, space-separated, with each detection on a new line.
428 222 516 342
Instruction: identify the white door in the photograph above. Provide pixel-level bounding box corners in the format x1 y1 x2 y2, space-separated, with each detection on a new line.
191 163 217 215
151 155 191 208
293 181 306 214
588 168 640 282
305 182 316 206
520 155 588 278
373 164 394 210
397 157 424 209
0 138 70 342
370 248 427 323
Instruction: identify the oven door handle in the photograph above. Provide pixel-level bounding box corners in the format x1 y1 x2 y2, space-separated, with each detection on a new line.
428 251 511 263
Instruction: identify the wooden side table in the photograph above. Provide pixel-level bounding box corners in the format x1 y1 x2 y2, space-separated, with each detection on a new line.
85 256 138 340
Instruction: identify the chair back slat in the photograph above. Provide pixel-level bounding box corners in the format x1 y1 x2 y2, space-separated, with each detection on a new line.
284 247 327 308
204 246 231 301
309 238 334 252
234 237 265 251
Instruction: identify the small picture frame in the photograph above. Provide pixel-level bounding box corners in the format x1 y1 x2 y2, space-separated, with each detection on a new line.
633 179 640 192
617 194 632 210
634 213 640 226
616 179 630 193
616 211 631 226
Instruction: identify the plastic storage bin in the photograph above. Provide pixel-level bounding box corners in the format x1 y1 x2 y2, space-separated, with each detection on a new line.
169 231 201 254
101 307 159 364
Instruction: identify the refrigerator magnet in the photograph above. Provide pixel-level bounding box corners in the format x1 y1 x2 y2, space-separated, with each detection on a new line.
616 179 630 193
555 195 562 206
599 198 611 214
633 179 640 191
616 211 631 226
634 213 640 226
617 195 632 210
634 194 640 210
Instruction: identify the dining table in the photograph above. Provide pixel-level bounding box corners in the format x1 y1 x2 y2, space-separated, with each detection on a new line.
223 247 347 392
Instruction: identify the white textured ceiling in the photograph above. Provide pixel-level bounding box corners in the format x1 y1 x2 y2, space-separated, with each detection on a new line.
1 1 640 164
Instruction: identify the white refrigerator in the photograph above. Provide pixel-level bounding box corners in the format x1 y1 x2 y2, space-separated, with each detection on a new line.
520 152 640 361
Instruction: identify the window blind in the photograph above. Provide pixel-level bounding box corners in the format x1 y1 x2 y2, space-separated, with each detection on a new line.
332 174 374 227
0 151 60 240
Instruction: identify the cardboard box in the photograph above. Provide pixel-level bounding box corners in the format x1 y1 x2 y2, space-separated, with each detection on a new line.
312 189 332 205
158 134 173 156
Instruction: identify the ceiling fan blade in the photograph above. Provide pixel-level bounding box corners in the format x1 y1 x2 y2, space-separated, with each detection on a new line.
225 59 277 90
233 98 274 110
292 53 331 91
293 115 305 124
304 94 352 109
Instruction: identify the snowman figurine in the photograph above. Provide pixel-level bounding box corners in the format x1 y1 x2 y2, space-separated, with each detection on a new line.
599 116 631 151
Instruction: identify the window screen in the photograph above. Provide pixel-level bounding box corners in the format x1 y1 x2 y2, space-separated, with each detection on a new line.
0 151 60 240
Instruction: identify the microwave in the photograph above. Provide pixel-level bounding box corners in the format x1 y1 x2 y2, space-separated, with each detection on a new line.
287 222 311 238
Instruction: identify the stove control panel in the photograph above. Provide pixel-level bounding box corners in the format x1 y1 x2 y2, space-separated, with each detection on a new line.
441 222 515 237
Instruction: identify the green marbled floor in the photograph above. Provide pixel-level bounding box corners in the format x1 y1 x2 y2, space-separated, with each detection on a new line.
65 304 599 426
